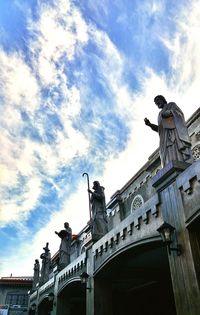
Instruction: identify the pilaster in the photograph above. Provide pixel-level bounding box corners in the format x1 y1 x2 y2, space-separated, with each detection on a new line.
152 161 200 315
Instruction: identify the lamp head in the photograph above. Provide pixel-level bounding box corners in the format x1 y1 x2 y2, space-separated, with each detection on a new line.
157 222 175 244
48 292 54 302
80 271 89 284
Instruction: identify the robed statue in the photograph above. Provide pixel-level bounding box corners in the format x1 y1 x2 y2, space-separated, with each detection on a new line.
144 95 192 168
88 181 108 241
40 243 51 284
55 222 72 267
32 259 40 290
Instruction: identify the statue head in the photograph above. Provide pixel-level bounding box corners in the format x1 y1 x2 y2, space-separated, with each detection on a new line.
64 222 69 228
154 95 167 108
93 181 100 190
43 243 50 252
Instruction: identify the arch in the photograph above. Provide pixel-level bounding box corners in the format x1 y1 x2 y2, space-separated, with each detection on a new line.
93 239 176 315
38 294 49 306
37 296 52 315
94 236 161 276
56 277 86 315
57 276 81 295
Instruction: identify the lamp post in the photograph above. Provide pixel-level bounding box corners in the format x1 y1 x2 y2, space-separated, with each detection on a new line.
48 292 54 302
48 292 54 314
80 271 91 290
32 304 36 311
157 222 182 256
29 303 36 315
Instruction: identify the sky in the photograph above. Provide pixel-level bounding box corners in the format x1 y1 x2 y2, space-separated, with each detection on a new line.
0 0 200 277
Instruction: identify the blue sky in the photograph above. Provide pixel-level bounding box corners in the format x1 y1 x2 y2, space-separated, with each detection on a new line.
0 0 200 276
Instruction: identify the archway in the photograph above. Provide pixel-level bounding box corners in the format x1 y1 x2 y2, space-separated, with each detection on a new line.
94 241 176 315
37 297 52 315
57 280 86 315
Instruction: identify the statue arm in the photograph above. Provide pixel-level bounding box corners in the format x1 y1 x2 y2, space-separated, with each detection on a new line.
92 191 104 200
144 118 158 132
88 190 102 200
150 124 159 132
55 230 65 238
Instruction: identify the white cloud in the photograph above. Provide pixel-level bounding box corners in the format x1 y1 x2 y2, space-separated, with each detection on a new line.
60 86 81 118
88 27 135 124
28 0 89 86
0 0 91 229
0 50 40 113
151 1 164 14
0 174 42 225
158 0 200 118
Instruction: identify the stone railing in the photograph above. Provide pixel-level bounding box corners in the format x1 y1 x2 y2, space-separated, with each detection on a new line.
57 252 86 293
93 193 162 273
38 276 55 302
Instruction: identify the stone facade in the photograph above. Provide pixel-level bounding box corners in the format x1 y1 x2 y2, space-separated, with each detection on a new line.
29 108 200 315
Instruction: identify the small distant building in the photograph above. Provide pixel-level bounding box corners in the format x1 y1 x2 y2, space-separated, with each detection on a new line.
0 276 33 315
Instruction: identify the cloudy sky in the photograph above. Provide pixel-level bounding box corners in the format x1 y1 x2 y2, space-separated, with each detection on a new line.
0 0 200 277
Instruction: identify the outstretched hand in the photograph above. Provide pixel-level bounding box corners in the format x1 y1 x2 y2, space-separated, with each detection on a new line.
144 118 151 126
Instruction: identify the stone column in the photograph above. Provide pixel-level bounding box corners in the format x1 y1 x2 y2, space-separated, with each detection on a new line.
86 247 94 315
152 161 200 315
85 247 112 315
51 273 58 315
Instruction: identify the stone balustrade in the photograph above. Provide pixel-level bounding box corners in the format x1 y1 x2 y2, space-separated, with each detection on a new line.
38 276 55 303
93 192 162 273
57 252 86 293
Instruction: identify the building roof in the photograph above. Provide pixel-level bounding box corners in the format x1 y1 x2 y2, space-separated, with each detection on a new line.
0 276 33 285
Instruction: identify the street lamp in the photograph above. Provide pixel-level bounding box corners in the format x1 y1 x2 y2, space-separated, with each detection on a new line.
80 272 91 290
48 292 55 313
48 292 54 302
29 303 36 315
157 222 182 256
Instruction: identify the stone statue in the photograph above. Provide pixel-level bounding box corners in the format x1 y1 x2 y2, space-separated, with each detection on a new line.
32 259 40 290
40 243 51 284
88 181 108 241
55 222 72 267
144 95 192 168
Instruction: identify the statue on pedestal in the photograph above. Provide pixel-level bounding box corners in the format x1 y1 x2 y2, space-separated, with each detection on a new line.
32 259 40 290
144 95 192 168
40 243 51 284
88 181 108 241
55 222 72 267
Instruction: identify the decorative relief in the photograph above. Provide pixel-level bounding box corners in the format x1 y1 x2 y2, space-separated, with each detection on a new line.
192 144 200 161
131 194 144 212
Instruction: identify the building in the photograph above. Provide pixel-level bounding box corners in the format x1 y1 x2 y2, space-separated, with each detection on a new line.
0 276 33 315
28 108 200 315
